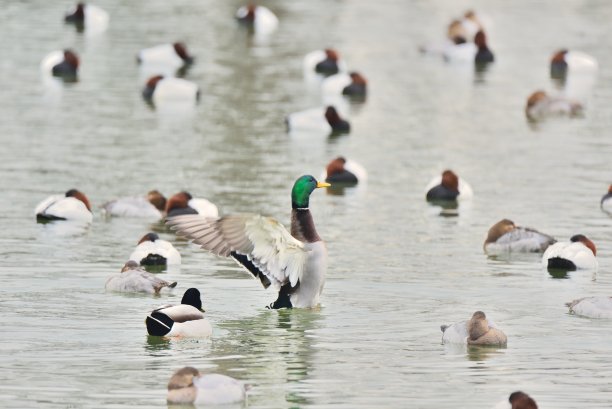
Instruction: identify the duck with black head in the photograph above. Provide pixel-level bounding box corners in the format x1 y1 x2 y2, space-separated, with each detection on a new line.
64 2 109 34
35 189 92 223
41 50 79 82
146 288 212 338
167 175 331 309
129 232 181 266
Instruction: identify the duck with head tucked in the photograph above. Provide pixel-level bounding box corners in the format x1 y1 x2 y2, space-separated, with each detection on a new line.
146 288 211 338
105 261 177 294
167 367 247 405
323 157 367 186
542 234 597 271
164 191 218 219
41 50 79 82
142 75 199 107
441 311 507 346
64 2 109 34
525 90 582 121
425 170 472 203
303 48 346 76
102 190 166 219
600 185 612 214
137 43 194 77
286 106 350 135
235 2 279 36
35 189 92 223
550 49 598 81
484 219 556 254
129 232 181 266
167 175 330 309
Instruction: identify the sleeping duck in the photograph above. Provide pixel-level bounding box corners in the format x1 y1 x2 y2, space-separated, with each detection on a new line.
566 296 612 319
64 2 109 35
441 311 507 346
425 170 473 202
146 288 211 337
164 191 218 218
322 156 367 185
101 190 166 219
129 232 181 266
542 234 597 271
600 185 612 214
483 219 556 254
35 189 93 223
105 261 177 293
167 367 247 404
525 90 582 121
167 175 330 309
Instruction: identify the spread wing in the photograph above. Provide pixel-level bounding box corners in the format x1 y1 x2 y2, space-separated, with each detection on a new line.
167 214 307 289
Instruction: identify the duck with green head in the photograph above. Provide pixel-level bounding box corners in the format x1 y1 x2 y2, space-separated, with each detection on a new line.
167 175 330 309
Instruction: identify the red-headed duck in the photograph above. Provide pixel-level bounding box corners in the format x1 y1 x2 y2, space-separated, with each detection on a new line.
142 75 199 106
137 43 194 75
35 189 92 223
105 260 177 294
102 190 166 219
286 106 350 135
322 157 367 185
64 2 109 34
484 219 556 254
129 232 181 266
542 234 597 271
425 170 473 202
322 71 367 98
40 50 79 81
303 48 347 76
165 192 218 219
550 49 598 80
600 184 612 214
235 3 278 35
146 288 212 338
525 90 582 121
166 367 247 404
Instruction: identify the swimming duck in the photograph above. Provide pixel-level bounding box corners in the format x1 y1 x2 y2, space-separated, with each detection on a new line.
322 157 367 185
286 106 350 135
105 261 177 293
441 311 507 346
167 367 247 405
484 219 556 254
566 296 612 319
40 50 79 81
303 49 346 76
129 233 181 266
137 43 194 75
167 175 330 309
600 185 612 214
102 190 166 219
146 288 211 337
542 234 597 271
64 3 109 34
165 191 219 218
142 75 199 106
525 90 582 121
550 49 598 81
35 189 92 223
321 71 367 98
235 3 279 36
494 391 539 409
425 170 473 202
443 30 493 64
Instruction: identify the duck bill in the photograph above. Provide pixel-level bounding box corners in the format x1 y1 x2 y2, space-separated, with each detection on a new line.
316 182 331 189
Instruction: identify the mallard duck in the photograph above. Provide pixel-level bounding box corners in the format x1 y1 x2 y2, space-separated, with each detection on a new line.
441 311 507 346
542 234 597 271
105 261 177 293
146 288 211 337
35 189 92 223
64 3 109 35
101 190 166 219
566 296 612 319
484 219 556 254
167 175 330 309
129 233 181 266
167 367 247 404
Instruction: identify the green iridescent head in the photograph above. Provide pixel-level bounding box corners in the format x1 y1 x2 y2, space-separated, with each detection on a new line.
291 175 330 209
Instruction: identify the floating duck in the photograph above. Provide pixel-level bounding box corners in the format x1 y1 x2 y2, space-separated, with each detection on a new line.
40 50 79 81
167 367 247 405
286 106 350 135
425 170 473 202
322 157 367 185
443 30 494 64
494 391 539 409
542 234 597 271
142 75 199 106
441 311 507 346
550 49 598 80
101 190 166 219
137 43 194 76
484 219 556 254
64 2 109 34
129 233 181 266
322 71 367 99
600 185 612 214
35 189 92 223
105 261 177 293
235 3 279 36
167 175 330 309
303 49 346 76
525 90 582 121
566 296 612 319
165 191 218 218
146 288 211 337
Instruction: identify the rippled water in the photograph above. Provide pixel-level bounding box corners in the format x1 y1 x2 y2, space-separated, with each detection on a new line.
2 0 612 408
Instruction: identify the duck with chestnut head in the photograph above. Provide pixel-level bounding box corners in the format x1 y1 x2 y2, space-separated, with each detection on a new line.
484 219 556 254
166 367 247 404
35 189 92 223
543 234 597 271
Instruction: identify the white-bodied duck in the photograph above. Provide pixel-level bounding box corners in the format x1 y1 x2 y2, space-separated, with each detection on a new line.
137 43 194 77
441 311 507 346
35 189 92 223
167 367 247 405
322 157 367 185
235 3 279 36
566 296 612 319
102 190 166 219
321 71 367 98
525 90 582 121
286 106 350 135
484 219 556 254
542 234 597 271
129 232 181 266
40 49 79 81
146 288 211 337
600 185 612 214
142 75 199 106
105 261 177 294
64 2 109 35
550 49 598 80
164 191 218 219
303 48 347 76
167 175 330 309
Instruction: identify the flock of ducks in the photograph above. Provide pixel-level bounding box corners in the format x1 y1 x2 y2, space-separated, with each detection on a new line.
32 3 610 408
